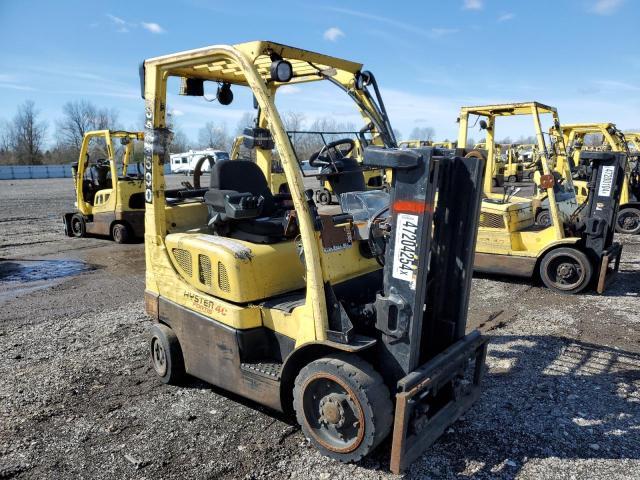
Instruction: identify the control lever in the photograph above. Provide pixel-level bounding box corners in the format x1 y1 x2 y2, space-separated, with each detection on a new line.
304 189 323 231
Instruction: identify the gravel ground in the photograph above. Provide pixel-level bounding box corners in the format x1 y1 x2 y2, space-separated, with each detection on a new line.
0 177 638 479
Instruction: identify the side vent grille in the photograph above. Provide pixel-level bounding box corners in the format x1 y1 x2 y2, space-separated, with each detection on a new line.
172 248 192 276
479 212 505 229
218 262 230 292
199 254 212 286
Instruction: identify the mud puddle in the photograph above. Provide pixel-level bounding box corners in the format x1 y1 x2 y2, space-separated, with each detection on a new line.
0 259 96 300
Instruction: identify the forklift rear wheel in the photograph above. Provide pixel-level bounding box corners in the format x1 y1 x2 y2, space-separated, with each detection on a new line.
535 209 551 227
293 353 393 463
539 247 593 294
317 189 332 206
615 207 640 234
149 324 185 384
111 223 130 244
70 214 86 238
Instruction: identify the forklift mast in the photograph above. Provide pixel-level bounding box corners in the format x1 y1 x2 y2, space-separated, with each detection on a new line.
578 151 627 260
363 146 484 379
363 145 487 472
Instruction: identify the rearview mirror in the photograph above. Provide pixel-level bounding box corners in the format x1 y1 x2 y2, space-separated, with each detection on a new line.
479 120 488 130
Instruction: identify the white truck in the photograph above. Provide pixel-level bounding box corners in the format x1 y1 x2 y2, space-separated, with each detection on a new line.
169 149 230 175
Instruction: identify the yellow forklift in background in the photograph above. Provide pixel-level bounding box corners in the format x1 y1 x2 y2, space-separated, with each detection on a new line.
552 123 640 234
306 134 385 205
63 130 145 243
458 102 625 294
140 40 488 473
398 139 431 148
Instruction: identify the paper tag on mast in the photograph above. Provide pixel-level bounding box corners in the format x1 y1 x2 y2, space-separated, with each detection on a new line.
597 165 615 197
392 213 419 289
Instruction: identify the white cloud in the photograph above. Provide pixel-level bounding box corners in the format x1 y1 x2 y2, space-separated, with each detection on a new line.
323 27 345 42
498 12 515 22
463 0 483 10
106 13 129 32
325 7 432 38
429 28 459 38
590 0 624 15
106 14 126 25
141 22 165 34
278 85 302 95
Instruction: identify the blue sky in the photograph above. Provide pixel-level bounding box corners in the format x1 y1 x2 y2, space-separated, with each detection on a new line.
1 0 638 146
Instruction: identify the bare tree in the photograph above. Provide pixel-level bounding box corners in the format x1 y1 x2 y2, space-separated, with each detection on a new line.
198 121 230 150
282 111 306 132
56 100 120 151
170 128 190 153
10 100 48 165
466 137 476 149
235 112 256 136
408 126 435 141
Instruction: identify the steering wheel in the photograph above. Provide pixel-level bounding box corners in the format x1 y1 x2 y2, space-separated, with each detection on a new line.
309 138 356 172
193 155 215 189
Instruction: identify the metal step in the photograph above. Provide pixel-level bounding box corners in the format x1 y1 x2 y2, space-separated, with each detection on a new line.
240 361 282 379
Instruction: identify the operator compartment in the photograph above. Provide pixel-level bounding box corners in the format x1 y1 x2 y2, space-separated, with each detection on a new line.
164 158 380 303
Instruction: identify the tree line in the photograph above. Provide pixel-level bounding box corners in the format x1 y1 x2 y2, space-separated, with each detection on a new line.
0 99 451 166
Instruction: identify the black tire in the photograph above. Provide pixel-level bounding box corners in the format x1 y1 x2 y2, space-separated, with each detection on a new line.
279 183 290 194
507 175 517 183
492 178 498 187
615 207 640 234
539 247 593 294
70 214 86 238
317 189 332 206
527 171 535 180
149 323 185 385
293 353 393 463
111 223 130 244
536 209 551 227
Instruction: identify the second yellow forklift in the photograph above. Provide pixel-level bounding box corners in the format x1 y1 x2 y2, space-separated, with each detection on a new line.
458 102 625 294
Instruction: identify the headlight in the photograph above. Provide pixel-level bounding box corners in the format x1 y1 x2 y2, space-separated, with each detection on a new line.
270 60 293 83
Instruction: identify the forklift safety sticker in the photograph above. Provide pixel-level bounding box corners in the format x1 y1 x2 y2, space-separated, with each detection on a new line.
597 166 615 197
392 213 418 289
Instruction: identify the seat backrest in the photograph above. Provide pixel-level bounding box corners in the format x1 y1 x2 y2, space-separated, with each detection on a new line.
210 160 275 214
328 158 366 196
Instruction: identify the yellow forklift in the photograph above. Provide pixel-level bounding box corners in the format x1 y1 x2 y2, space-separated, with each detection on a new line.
398 139 431 148
501 144 536 183
63 130 145 243
552 123 640 234
457 102 625 294
140 40 488 473
308 133 385 205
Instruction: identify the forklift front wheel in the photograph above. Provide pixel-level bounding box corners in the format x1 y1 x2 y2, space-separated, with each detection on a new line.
539 247 593 294
70 214 86 238
293 353 393 463
615 207 640 235
111 223 131 244
149 324 185 385
507 175 517 183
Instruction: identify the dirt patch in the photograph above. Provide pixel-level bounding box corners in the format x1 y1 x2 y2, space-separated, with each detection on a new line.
0 178 638 479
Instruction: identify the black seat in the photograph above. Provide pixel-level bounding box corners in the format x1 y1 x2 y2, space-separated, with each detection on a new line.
204 160 285 243
324 158 366 196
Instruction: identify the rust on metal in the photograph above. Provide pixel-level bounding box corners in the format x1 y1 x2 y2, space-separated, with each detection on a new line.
596 242 622 294
389 334 488 474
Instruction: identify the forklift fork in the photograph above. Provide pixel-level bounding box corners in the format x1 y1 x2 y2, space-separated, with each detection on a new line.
596 242 623 294
390 332 488 474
